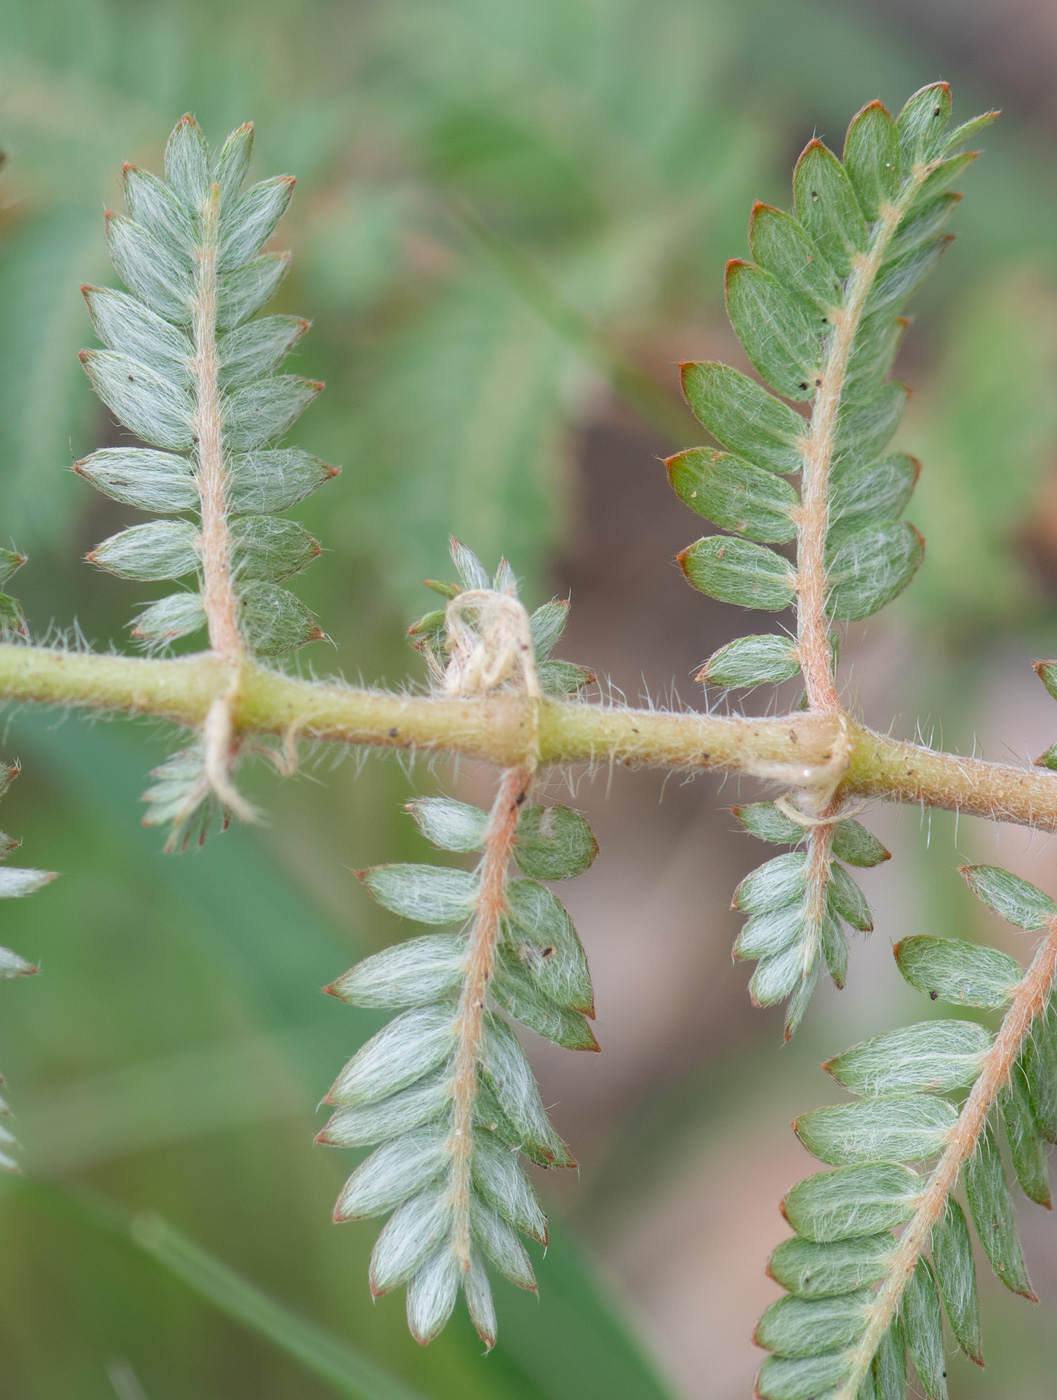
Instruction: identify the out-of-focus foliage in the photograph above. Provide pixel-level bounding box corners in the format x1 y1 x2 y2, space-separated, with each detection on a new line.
1 1 1057 1398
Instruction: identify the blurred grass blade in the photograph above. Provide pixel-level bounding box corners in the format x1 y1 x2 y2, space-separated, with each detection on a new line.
129 1212 431 1400
9 1177 429 1400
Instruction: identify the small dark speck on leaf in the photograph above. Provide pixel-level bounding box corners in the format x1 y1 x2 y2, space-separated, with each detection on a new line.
930 991 938 1000
388 727 398 737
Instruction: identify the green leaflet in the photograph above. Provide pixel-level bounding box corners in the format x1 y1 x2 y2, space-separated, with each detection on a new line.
897 83 953 167
1021 997 1057 1141
755 1352 851 1400
359 864 478 925
793 1094 958 1167
406 797 488 853
679 361 805 474
827 863 873 932
792 139 867 278
872 1315 907 1400
678 536 796 610
830 820 890 867
748 202 841 314
895 936 1021 1009
828 453 919 542
755 1290 872 1358
825 521 925 621
502 881 594 1015
733 803 805 846
666 447 798 542
1000 1063 1052 1207
724 260 824 401
843 100 900 221
699 634 800 688
824 1020 989 1098
961 864 1057 930
513 805 598 881
781 1165 922 1243
965 1123 1036 1300
767 1234 893 1298
902 1258 947 1400
931 1199 983 1365
733 853 807 915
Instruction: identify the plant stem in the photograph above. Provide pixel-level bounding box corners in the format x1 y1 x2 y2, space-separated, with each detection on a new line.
835 914 1057 1398
447 766 530 1276
0 644 1056 831
192 184 241 658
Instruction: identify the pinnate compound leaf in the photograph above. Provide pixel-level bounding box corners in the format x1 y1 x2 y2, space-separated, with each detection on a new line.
679 361 805 474
667 447 797 542
824 1020 989 1097
794 1094 957 1167
724 260 823 401
965 1123 1036 1299
902 1257 947 1400
513 805 598 881
679 536 796 610
931 1197 983 1365
960 864 1057 930
895 936 1021 1009
699 634 800 688
825 521 925 621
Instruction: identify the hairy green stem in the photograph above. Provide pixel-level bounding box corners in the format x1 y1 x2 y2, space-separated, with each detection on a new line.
1 644 1056 830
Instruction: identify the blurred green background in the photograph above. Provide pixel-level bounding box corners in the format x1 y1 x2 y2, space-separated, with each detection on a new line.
1 1 1057 1396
